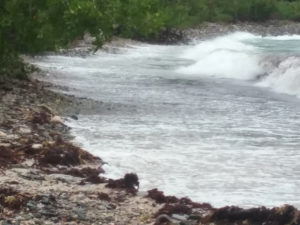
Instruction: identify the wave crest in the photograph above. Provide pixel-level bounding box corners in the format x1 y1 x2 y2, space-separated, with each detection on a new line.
178 32 300 96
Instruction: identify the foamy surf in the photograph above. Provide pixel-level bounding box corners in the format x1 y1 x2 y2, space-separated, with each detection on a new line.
32 32 300 208
178 32 300 96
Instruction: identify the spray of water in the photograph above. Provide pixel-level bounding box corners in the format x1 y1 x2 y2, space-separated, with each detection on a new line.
179 32 300 96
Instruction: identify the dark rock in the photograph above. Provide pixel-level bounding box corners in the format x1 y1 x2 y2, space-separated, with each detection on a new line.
106 203 116 210
155 214 172 225
70 115 78 120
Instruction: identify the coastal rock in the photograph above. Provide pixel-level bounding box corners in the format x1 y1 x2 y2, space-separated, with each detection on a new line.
182 21 300 42
0 79 162 224
70 115 78 120
50 116 63 124
20 170 45 181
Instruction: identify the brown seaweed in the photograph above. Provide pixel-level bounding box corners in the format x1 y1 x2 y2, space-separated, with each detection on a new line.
0 146 20 168
106 173 139 194
37 140 99 167
156 204 192 216
0 187 31 210
98 193 111 202
147 188 213 209
206 204 300 225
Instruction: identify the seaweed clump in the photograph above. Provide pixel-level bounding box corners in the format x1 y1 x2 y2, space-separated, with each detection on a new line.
0 187 31 210
62 167 104 178
37 140 100 167
149 188 213 224
58 167 107 184
31 110 51 124
151 189 300 225
106 173 139 194
44 166 107 185
147 189 178 204
0 146 20 168
98 192 111 201
206 205 300 225
148 188 212 209
148 188 212 211
156 204 192 216
83 175 107 184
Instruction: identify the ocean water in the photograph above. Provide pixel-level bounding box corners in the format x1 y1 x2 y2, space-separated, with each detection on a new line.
32 32 300 208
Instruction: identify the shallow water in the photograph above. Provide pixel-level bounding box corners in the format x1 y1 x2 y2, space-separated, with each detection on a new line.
33 32 300 208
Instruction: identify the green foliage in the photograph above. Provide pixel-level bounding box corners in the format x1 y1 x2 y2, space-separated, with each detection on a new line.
276 0 300 21
1 0 300 78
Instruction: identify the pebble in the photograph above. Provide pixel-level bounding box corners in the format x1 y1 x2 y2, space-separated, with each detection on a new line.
0 131 7 138
72 207 87 221
18 126 32 134
32 144 43 149
21 171 45 181
27 201 38 211
6 134 19 140
172 214 188 221
0 143 11 147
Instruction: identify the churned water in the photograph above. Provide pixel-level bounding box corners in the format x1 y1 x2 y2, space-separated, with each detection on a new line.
33 32 300 208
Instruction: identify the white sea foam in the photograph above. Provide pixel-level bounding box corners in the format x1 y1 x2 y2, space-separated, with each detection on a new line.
264 34 300 40
258 56 300 96
178 32 262 80
178 32 300 96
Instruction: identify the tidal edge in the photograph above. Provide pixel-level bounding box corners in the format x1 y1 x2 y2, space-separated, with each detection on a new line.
1 21 300 225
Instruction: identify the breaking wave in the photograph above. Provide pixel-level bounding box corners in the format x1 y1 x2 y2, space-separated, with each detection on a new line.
179 32 300 97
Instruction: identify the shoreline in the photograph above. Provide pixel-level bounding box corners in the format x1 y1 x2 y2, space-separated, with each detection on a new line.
1 78 299 225
0 78 162 225
2 22 300 224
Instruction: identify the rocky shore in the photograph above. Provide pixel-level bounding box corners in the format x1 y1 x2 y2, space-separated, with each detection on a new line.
0 78 162 225
2 21 300 224
146 20 300 44
1 70 300 225
183 20 300 41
